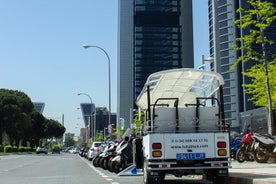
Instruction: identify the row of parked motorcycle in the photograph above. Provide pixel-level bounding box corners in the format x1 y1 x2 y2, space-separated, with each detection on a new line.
79 130 135 174
230 127 276 163
92 136 134 173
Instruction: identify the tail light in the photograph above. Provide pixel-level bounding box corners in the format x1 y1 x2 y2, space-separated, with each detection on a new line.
217 141 227 156
152 143 162 149
217 141 226 148
152 151 162 157
218 149 227 156
152 143 162 157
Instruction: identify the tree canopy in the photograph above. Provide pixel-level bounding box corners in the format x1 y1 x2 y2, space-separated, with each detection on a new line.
233 0 276 134
243 62 276 109
0 88 66 147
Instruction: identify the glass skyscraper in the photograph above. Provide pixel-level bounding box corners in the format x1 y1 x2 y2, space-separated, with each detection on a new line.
33 102 45 114
118 0 194 126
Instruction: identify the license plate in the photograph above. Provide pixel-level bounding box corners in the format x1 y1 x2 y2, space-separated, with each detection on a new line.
176 153 206 160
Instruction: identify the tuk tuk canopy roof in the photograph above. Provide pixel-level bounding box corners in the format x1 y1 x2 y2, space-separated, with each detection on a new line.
136 68 224 110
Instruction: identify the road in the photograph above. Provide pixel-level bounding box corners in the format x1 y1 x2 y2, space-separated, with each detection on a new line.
0 153 203 184
0 153 102 184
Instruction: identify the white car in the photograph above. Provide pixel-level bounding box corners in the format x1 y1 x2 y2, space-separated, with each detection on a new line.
87 142 103 161
36 146 48 154
69 147 79 154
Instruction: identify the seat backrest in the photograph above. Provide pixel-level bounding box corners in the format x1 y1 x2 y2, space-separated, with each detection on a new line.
153 106 219 132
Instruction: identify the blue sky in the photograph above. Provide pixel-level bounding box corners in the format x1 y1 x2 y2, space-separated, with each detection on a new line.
0 0 209 135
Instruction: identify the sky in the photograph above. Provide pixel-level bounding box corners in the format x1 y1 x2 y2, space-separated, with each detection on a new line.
0 0 209 135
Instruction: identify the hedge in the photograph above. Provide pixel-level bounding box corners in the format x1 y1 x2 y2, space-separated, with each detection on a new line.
2 145 34 153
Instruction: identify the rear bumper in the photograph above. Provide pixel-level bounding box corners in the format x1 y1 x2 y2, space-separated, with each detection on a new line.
146 159 231 171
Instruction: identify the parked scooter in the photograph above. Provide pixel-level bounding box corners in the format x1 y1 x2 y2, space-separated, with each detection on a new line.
99 141 117 169
93 140 115 168
253 132 276 163
109 136 133 173
106 138 128 172
235 130 255 162
230 135 242 159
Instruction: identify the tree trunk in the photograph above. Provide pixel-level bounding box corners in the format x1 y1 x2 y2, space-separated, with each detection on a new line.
22 139 27 147
0 132 2 145
261 29 274 135
15 138 20 147
266 81 274 135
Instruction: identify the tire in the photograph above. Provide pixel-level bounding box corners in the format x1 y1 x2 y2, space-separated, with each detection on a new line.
110 160 119 173
92 156 100 167
230 149 236 159
254 149 270 163
245 154 255 162
213 176 228 184
99 157 105 168
107 159 115 172
236 148 245 163
156 173 165 184
205 171 228 184
103 157 109 170
114 163 121 174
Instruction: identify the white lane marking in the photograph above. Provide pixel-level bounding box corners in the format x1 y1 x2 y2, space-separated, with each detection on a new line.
0 155 21 160
79 156 119 184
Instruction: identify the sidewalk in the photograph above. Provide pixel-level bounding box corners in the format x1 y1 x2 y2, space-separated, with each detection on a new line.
229 159 276 184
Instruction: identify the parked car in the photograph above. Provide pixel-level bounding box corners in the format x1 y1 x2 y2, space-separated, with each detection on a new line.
52 146 61 154
87 142 103 161
36 146 48 154
69 147 79 154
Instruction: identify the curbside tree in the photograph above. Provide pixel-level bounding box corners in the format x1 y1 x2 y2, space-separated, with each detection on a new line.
232 0 276 135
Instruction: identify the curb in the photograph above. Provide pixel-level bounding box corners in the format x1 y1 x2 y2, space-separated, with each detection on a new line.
229 173 276 184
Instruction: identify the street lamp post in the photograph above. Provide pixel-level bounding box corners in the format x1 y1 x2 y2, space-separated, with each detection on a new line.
103 127 107 141
201 55 214 71
77 93 95 141
201 55 215 107
83 45 112 128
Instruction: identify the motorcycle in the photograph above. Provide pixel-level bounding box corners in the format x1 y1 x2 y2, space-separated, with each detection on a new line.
235 130 255 162
109 136 133 173
253 132 276 163
93 140 116 168
230 136 241 159
99 141 117 170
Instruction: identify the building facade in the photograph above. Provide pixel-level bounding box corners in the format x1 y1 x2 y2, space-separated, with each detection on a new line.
79 104 116 140
118 0 194 127
208 0 276 131
95 107 117 137
33 102 45 114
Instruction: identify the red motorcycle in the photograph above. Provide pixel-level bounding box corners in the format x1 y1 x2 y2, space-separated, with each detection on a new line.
235 131 255 162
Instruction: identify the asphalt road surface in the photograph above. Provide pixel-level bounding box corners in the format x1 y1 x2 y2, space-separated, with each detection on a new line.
0 153 204 184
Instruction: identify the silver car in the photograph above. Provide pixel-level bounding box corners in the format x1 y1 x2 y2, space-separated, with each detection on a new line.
87 142 103 161
36 146 48 154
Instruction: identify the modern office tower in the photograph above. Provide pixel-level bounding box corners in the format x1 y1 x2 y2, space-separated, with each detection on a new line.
79 105 117 139
208 0 276 131
118 0 194 127
33 102 45 114
80 103 95 139
80 103 95 127
95 107 116 136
